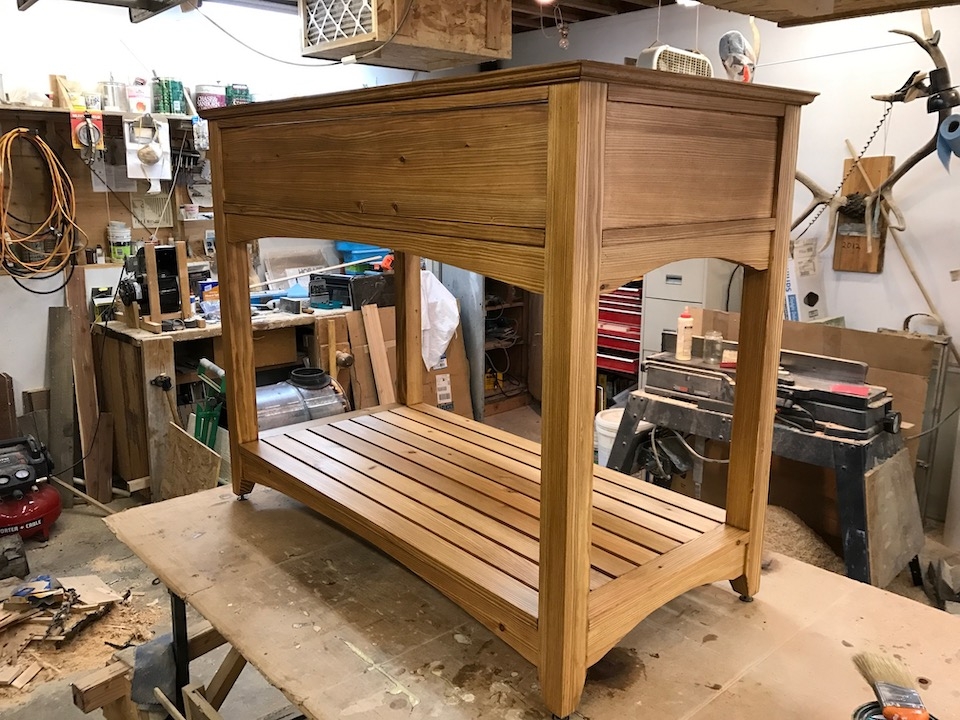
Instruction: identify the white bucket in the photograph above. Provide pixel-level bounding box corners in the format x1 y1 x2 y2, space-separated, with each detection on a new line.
596 408 625 467
595 408 655 468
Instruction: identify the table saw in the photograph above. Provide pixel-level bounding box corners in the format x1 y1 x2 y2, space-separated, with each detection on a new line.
608 335 924 587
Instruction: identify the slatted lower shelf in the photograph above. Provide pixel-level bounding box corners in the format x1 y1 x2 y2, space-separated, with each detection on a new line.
241 403 733 664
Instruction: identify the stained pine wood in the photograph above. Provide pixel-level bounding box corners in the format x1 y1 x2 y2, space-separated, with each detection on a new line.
726 105 803 599
360 304 396 405
205 62 812 718
604 103 778 230
240 406 727 669
210 122 257 497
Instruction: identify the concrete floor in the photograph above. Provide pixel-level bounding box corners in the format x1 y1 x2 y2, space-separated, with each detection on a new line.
0 497 294 720
2 405 954 719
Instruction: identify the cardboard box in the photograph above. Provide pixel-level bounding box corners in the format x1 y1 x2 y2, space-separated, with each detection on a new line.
347 306 473 419
784 238 827 322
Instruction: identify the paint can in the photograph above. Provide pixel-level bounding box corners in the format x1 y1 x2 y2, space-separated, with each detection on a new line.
153 77 185 114
225 84 252 105
98 81 125 111
195 85 227 111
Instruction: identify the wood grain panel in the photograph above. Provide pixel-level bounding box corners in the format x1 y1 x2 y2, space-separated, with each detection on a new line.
607 84 787 118
220 104 548 229
222 214 546 294
221 203 545 247
603 103 779 229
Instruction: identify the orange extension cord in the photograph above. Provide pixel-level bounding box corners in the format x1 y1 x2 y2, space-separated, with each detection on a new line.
0 127 85 276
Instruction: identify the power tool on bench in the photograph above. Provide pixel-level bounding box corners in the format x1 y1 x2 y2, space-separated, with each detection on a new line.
0 436 62 541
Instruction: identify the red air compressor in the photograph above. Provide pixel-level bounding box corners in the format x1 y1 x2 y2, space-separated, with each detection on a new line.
0 436 62 540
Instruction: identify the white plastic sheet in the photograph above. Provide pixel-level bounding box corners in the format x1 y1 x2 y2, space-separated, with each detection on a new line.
420 270 459 369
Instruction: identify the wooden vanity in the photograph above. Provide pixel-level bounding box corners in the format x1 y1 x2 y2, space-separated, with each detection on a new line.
203 62 814 718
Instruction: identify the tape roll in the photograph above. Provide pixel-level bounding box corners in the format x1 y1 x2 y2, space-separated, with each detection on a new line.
937 114 960 170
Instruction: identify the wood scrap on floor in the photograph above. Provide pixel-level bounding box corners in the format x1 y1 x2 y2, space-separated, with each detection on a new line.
161 423 221 500
0 573 126 692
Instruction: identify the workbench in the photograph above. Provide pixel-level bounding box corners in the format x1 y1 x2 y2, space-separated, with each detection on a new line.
91 312 344 499
94 486 960 720
203 61 816 717
608 390 923 587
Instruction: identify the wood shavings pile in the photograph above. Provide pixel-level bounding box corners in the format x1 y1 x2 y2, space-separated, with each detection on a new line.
0 576 163 709
763 505 846 574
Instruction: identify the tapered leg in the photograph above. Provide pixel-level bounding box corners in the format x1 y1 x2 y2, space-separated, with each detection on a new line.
209 123 258 497
538 81 604 719
725 106 801 598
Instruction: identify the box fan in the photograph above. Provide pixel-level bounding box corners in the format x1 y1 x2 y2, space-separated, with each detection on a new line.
637 43 713 77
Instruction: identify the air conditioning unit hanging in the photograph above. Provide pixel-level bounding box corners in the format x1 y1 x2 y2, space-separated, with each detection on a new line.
637 44 714 78
299 0 512 71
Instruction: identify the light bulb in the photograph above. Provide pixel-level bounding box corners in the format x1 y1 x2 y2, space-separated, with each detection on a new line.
558 23 570 50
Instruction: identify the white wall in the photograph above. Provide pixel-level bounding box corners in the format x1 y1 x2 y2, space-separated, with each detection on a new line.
0 0 418 414
510 4 960 337
0 0 415 100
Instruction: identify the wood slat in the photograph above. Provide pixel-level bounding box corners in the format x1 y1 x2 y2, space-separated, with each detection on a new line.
390 406 720 533
265 433 545 591
411 402 727 523
289 426 614 589
241 444 540 663
360 412 688 552
316 422 637 578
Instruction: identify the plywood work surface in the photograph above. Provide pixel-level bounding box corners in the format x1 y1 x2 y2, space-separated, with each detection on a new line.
105 485 960 720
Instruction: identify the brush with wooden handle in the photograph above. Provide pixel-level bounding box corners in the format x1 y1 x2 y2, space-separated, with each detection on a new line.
853 652 929 720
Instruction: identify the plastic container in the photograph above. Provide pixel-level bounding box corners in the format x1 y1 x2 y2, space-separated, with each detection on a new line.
676 306 694 361
595 408 655 468
195 85 227 111
595 408 625 467
703 330 723 364
336 241 390 273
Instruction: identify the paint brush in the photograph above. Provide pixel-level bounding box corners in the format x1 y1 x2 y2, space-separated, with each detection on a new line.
852 652 929 720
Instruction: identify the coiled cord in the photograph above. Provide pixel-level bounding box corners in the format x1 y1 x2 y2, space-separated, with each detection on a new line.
0 127 85 276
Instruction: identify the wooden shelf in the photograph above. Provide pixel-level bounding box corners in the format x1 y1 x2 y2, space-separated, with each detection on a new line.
244 403 732 664
0 104 193 121
485 337 524 351
485 301 525 312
